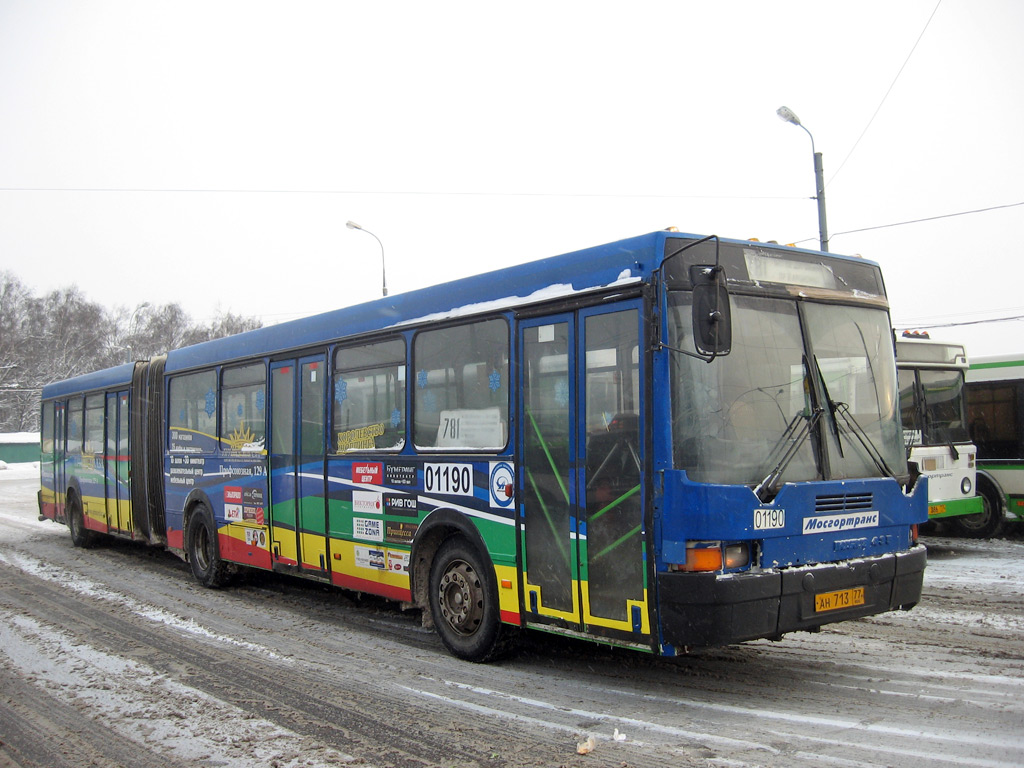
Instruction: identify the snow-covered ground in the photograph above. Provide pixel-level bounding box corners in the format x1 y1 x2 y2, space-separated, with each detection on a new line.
2 461 1023 768
0 433 39 443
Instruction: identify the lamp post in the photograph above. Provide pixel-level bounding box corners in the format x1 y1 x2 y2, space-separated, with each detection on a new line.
346 220 388 297
776 106 829 252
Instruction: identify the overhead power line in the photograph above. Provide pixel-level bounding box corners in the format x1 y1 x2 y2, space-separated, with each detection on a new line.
830 201 1024 238
895 314 1024 330
0 186 803 202
828 0 943 187
788 201 1024 246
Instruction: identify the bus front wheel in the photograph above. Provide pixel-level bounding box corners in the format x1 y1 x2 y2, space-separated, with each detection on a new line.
428 537 517 662
186 504 232 588
950 485 1003 539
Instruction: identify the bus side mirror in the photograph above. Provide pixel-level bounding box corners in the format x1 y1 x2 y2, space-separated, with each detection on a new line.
690 265 732 357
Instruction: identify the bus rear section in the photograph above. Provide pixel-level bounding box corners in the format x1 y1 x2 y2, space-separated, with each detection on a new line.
895 335 991 536
38 360 167 548
653 237 927 652
966 354 1024 531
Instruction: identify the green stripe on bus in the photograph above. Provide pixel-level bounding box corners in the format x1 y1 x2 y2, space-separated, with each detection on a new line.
971 359 1024 370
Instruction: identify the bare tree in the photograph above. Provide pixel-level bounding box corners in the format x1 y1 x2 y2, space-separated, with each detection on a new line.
0 277 263 433
0 273 37 431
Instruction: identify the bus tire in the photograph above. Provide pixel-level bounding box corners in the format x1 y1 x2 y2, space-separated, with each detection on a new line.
950 484 1003 539
428 536 518 662
67 491 98 549
186 504 231 588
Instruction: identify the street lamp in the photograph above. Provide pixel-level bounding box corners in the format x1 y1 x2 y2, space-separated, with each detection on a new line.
777 106 829 252
346 220 388 297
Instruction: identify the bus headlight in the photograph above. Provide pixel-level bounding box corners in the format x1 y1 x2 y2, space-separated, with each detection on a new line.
961 477 973 495
671 541 751 572
724 543 750 569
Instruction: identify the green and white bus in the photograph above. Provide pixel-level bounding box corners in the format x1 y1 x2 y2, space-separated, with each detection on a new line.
965 354 1024 533
895 335 991 536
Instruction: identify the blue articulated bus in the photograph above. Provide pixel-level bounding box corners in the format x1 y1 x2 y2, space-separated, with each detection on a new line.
40 230 927 661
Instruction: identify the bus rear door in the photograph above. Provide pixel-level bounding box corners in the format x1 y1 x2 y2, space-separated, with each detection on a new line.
269 355 329 576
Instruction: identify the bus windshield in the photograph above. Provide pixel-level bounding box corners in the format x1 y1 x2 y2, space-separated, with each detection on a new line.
900 368 971 446
668 294 906 490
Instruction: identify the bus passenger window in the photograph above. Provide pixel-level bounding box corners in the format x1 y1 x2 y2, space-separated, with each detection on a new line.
968 383 1019 459
67 397 84 455
221 363 267 453
41 402 54 457
413 319 509 450
85 395 104 455
168 370 218 453
333 338 406 453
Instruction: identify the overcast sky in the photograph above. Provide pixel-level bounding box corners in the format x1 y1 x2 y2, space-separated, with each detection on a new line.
1 0 1022 357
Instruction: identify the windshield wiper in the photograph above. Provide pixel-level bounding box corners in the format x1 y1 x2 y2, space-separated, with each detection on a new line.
832 401 898 479
812 355 896 479
813 355 845 458
947 440 960 462
754 407 823 502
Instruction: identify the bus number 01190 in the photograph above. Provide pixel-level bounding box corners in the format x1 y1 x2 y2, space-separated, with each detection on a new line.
423 463 474 497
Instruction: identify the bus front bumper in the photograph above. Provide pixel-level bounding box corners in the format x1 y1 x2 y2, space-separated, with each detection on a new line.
656 544 927 650
928 495 984 519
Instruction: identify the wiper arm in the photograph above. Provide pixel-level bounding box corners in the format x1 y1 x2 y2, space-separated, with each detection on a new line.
754 407 823 502
833 402 898 479
813 355 844 458
946 438 960 462
762 410 808 470
810 355 897 480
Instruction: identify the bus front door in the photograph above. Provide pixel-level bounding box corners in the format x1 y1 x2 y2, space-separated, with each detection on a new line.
519 303 650 642
269 355 329 576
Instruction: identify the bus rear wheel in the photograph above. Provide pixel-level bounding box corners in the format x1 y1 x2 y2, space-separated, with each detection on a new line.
67 492 98 548
428 537 518 662
186 504 232 588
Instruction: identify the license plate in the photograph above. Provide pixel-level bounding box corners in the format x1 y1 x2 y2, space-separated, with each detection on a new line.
815 587 865 613
928 503 946 517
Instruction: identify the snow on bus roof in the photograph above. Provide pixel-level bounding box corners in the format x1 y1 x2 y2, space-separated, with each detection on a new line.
390 272 639 328
163 233 661 373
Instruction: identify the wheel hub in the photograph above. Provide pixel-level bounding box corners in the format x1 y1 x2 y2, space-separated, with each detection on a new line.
438 560 483 636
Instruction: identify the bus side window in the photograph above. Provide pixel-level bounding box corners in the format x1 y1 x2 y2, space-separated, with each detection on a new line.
168 370 218 453
413 318 509 451
41 402 54 458
67 397 84 456
968 383 1018 459
84 395 104 455
333 338 407 453
221 363 267 453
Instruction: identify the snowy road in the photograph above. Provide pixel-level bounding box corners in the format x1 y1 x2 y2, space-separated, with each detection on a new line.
1 462 1022 768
